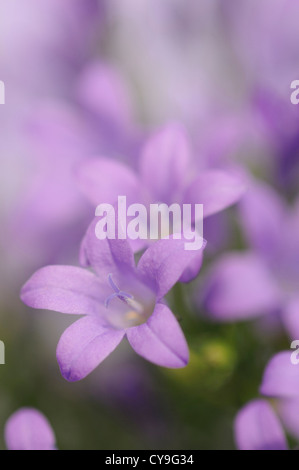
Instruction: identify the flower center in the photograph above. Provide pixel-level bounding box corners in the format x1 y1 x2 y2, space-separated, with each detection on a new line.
105 274 144 315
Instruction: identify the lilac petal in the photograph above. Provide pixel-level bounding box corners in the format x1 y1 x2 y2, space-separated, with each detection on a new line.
234 400 288 450
126 303 189 368
76 62 133 130
5 408 56 450
239 181 286 261
80 217 136 277
203 211 231 253
137 236 206 299
139 123 191 204
57 316 125 382
75 157 143 207
178 252 205 283
282 297 299 339
260 351 299 399
184 170 246 218
27 102 97 161
202 252 281 321
20 265 106 315
284 199 299 272
278 398 299 441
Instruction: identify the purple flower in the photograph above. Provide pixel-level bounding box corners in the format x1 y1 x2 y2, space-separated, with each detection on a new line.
234 399 288 451
76 123 245 281
29 61 139 162
5 60 139 285
235 351 299 450
20 218 205 381
261 352 299 443
77 123 245 217
252 90 299 189
4 408 56 450
202 180 299 330
1 4 108 284
260 351 299 400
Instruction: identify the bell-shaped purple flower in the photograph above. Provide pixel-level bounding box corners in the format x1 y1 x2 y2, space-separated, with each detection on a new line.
21 218 206 381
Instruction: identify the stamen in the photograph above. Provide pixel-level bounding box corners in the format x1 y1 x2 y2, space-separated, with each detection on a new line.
105 274 143 314
105 292 120 308
108 273 121 293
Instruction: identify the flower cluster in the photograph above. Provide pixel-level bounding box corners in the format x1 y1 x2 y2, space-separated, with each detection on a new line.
20 124 245 381
1 0 299 451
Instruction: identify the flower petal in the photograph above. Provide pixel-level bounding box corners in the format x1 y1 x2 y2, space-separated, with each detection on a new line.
282 297 299 339
80 217 136 278
202 252 281 321
76 157 143 207
57 316 125 382
178 252 205 283
27 102 97 161
139 123 191 204
184 169 246 218
76 62 133 130
234 400 288 450
260 351 299 399
5 408 56 450
20 265 106 315
239 181 286 261
126 303 189 368
137 236 206 299
278 398 299 441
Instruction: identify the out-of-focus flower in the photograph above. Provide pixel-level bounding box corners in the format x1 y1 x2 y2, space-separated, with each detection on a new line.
4 408 56 450
8 62 139 276
76 122 245 281
261 352 299 443
202 180 299 329
223 0 299 189
20 216 207 381
260 351 299 400
0 1 105 293
234 399 288 451
193 109 271 173
77 121 245 216
28 61 139 163
252 90 299 189
235 350 299 450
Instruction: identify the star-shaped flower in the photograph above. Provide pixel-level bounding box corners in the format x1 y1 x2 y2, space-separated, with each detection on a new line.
21 218 206 381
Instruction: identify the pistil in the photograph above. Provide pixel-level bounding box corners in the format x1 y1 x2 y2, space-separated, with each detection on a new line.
105 274 144 315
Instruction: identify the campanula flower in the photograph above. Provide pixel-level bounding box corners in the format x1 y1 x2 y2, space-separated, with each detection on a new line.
260 353 299 442
76 123 245 281
1 2 106 287
76 122 245 219
20 218 206 381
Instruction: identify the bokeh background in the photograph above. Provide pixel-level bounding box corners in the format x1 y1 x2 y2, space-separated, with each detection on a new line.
0 0 298 449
